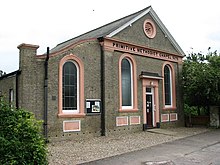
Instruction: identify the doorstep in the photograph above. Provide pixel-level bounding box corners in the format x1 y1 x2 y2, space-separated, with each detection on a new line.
147 128 177 136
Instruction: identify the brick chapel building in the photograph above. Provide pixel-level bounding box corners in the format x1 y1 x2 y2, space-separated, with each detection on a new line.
0 6 185 141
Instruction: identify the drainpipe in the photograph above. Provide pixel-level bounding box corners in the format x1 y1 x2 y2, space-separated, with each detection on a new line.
219 106 220 128
15 70 21 109
44 47 49 142
98 37 105 136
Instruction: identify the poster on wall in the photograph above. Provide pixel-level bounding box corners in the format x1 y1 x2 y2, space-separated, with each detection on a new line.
92 105 100 112
86 99 101 114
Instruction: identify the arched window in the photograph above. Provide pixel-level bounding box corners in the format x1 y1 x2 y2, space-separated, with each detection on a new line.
62 61 78 112
164 65 172 106
58 54 85 117
119 54 138 112
121 58 132 107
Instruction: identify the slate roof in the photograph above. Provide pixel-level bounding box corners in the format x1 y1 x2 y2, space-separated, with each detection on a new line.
50 6 185 56
0 70 21 80
50 6 150 54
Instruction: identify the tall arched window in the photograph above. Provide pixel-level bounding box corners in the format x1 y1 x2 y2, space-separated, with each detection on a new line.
62 61 78 112
121 58 132 107
119 54 138 112
164 64 172 106
58 54 85 118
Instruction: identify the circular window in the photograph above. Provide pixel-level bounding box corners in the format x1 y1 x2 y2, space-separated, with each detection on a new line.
143 19 156 38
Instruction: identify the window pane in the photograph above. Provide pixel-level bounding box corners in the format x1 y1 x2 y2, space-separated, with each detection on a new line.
146 88 151 93
62 62 77 110
64 75 69 85
69 75 74 84
69 97 74 107
121 59 132 106
164 65 171 105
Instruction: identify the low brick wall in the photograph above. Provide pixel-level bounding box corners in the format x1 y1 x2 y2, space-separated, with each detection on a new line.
185 115 210 126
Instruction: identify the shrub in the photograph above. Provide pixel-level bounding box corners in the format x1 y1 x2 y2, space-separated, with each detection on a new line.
0 98 48 165
184 104 198 116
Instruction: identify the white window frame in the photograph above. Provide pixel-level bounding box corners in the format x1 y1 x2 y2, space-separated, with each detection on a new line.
62 61 80 114
9 89 14 103
164 65 173 108
122 58 133 109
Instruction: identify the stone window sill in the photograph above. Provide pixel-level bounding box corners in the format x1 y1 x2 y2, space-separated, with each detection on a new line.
58 113 86 118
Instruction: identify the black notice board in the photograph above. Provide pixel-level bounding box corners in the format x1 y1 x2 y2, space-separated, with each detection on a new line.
86 99 101 114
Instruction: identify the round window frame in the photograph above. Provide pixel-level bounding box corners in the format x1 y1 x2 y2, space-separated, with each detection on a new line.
143 19 156 39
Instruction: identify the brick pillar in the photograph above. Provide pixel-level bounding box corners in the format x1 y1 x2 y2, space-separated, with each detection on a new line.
17 43 39 71
17 43 40 116
210 106 220 128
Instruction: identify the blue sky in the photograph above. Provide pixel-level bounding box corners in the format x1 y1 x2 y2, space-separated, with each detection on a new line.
0 0 220 73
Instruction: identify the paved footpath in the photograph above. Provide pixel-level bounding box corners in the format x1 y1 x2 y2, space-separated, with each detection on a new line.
80 129 220 165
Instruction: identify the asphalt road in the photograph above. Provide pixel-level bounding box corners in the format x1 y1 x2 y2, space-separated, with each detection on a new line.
80 129 220 165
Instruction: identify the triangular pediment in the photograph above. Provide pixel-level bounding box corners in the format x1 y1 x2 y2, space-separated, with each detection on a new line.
106 6 185 56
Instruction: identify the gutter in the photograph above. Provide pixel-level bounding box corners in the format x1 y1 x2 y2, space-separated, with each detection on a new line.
98 37 106 136
44 47 50 142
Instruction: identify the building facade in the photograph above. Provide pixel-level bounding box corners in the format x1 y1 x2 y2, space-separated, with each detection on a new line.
0 6 185 141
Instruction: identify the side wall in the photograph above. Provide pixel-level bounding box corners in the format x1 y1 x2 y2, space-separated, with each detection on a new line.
47 40 102 141
0 75 17 106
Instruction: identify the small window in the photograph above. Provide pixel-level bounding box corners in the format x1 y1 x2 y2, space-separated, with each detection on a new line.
146 88 151 93
9 89 14 104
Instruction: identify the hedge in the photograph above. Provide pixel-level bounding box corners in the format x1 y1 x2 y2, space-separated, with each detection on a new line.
0 98 48 165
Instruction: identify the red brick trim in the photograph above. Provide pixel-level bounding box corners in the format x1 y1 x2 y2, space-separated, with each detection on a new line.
58 54 85 118
118 53 138 112
162 62 176 110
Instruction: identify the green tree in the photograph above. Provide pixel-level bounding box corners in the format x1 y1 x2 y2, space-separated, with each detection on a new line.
182 49 220 115
0 97 48 165
206 50 220 105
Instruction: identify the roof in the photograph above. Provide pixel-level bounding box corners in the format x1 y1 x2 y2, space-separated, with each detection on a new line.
50 6 150 54
50 6 185 56
0 70 21 80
